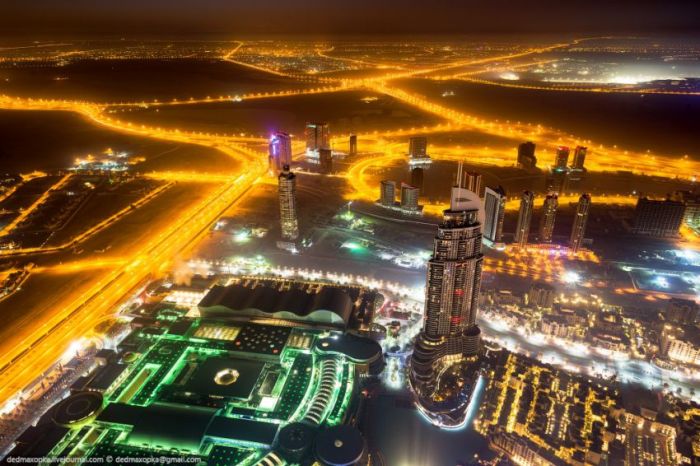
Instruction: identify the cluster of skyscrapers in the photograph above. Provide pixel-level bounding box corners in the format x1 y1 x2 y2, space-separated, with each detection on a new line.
378 180 421 214
514 191 591 252
408 136 432 166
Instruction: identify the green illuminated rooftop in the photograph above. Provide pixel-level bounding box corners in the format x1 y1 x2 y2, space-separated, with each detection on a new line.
7 315 380 465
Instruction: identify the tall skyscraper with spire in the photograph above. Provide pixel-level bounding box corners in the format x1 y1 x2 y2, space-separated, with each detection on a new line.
410 163 483 398
278 165 299 241
515 191 535 247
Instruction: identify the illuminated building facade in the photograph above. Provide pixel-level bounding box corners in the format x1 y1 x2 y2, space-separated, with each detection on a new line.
278 165 299 241
571 145 587 170
567 146 587 188
400 183 420 212
554 146 570 171
408 136 431 165
483 186 506 244
569 193 591 253
514 190 534 247
410 164 483 397
672 190 700 226
539 194 558 243
268 131 292 171
632 198 685 238
349 134 357 156
305 122 330 163
517 141 537 170
380 180 396 206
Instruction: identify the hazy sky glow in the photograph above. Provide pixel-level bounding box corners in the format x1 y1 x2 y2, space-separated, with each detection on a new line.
2 0 699 36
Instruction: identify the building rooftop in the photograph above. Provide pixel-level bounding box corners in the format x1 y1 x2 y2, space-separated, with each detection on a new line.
199 282 354 327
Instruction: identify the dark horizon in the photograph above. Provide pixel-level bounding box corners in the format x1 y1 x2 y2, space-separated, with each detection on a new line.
2 0 699 37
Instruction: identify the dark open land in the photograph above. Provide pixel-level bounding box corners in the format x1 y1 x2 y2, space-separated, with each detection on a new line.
399 78 700 158
0 59 314 102
117 90 442 138
0 110 239 173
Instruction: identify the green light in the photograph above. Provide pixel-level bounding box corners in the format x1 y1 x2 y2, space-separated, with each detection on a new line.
341 241 366 252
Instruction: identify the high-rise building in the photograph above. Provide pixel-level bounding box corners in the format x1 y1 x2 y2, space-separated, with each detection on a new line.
410 164 483 397
268 131 292 171
483 186 506 244
278 165 299 241
409 137 427 157
539 194 558 243
410 167 424 194
671 190 700 226
400 183 420 212
528 282 555 309
632 198 685 238
464 171 482 197
545 172 567 195
554 146 570 171
380 180 396 206
408 137 431 165
517 141 537 170
569 193 591 253
514 191 535 247
319 148 333 174
349 134 357 156
571 146 587 170
305 122 330 162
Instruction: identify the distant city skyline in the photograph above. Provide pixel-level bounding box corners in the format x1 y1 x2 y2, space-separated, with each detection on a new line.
2 0 699 35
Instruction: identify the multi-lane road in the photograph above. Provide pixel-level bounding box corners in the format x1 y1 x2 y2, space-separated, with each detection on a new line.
0 36 696 410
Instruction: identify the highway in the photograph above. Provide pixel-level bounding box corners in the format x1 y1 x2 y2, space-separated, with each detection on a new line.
0 36 695 410
0 95 268 408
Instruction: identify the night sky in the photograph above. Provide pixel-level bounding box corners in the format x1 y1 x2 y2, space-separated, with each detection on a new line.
1 0 699 36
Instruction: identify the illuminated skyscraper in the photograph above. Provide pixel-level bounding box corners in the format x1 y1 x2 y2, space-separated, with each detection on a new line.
569 193 591 253
349 134 357 156
483 186 506 244
278 165 299 241
547 146 569 194
571 146 587 170
410 163 483 396
539 194 558 243
408 136 431 165
400 183 420 212
515 191 534 247
380 180 396 206
305 122 330 163
409 137 427 157
268 131 292 171
554 146 570 171
517 141 537 170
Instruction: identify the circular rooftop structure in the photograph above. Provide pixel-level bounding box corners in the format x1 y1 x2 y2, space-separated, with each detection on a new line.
314 334 382 363
213 368 240 386
52 391 103 427
315 425 365 466
277 422 315 461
